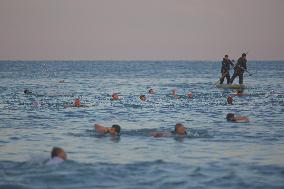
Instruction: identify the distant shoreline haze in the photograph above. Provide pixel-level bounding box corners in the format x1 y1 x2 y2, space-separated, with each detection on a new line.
0 0 283 60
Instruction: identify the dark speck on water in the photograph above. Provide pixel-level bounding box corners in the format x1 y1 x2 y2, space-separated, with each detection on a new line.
0 61 284 189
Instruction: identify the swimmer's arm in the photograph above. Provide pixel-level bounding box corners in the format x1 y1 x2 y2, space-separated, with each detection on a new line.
149 131 171 137
94 124 109 134
235 116 250 123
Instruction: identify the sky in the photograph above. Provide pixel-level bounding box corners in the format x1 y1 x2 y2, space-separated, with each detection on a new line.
0 0 283 60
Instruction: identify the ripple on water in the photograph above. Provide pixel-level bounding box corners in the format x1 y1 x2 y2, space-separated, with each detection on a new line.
0 61 284 188
0 160 284 189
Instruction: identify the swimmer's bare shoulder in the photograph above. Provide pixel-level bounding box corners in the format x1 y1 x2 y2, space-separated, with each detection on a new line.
94 124 108 134
149 131 172 137
235 116 250 122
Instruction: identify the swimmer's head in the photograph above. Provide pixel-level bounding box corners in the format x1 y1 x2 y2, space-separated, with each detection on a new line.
187 92 193 98
236 90 244 96
140 95 146 101
51 147 67 160
32 101 39 107
227 96 233 105
24 89 31 94
226 113 235 121
112 93 119 100
148 89 155 94
63 103 68 108
242 53 247 57
175 123 187 135
110 124 121 135
74 98 81 107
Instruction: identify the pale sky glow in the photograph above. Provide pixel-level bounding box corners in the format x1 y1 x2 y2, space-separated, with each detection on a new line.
0 0 283 60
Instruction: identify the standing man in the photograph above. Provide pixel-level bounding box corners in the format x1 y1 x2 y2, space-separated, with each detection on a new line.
220 55 234 84
230 53 247 84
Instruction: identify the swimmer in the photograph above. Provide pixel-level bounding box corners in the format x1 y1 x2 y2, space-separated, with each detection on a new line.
150 123 187 137
94 124 121 136
32 101 41 108
148 88 155 94
24 89 33 95
235 90 245 96
63 103 69 109
139 95 146 101
187 92 193 99
58 80 65 83
172 89 180 99
226 113 249 123
46 147 67 165
173 123 187 135
111 93 120 100
74 98 81 107
74 98 90 107
64 98 89 108
227 96 233 105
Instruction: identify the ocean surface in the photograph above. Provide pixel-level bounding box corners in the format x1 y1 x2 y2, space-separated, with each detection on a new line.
0 60 284 189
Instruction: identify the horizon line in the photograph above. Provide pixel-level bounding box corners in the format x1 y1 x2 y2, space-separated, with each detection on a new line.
0 59 284 62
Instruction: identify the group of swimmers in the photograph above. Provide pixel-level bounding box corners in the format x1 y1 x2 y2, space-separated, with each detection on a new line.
47 113 250 165
24 87 195 108
111 88 192 102
68 89 193 108
46 123 188 165
27 68 252 166
25 85 250 123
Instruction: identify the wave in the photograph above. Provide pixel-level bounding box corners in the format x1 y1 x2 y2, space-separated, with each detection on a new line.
0 160 283 189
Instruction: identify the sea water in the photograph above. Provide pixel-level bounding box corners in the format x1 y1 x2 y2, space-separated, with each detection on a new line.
0 61 284 189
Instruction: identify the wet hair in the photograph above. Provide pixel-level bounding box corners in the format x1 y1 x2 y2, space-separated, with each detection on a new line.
175 123 184 132
226 113 235 121
227 96 233 104
237 89 244 94
242 53 246 57
74 98 81 107
140 95 146 100
174 123 187 135
112 125 121 134
24 89 31 94
225 55 228 58
51 147 64 158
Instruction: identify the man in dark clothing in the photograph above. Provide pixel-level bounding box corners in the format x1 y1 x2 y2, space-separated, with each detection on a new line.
230 53 247 84
220 55 234 84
